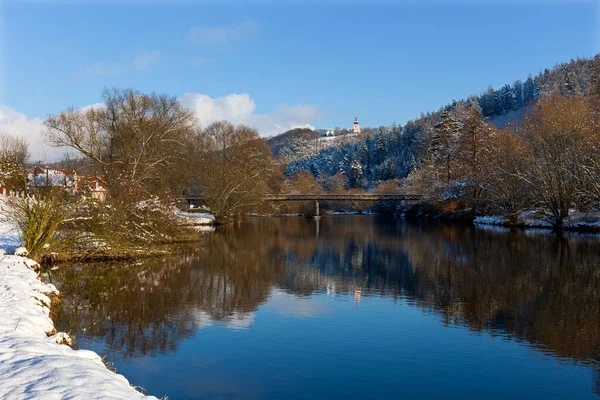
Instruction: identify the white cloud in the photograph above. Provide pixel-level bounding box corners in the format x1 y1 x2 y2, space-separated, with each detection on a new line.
179 92 324 136
0 106 71 162
0 92 323 164
77 51 161 78
187 19 259 46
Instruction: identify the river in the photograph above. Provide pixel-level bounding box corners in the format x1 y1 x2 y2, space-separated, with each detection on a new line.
49 215 600 399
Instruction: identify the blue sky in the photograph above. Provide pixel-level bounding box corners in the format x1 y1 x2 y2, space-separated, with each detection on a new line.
0 0 598 160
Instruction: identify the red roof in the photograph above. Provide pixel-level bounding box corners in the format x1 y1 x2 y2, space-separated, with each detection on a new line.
76 175 107 191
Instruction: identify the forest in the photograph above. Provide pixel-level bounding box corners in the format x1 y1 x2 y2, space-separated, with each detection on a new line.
276 54 600 228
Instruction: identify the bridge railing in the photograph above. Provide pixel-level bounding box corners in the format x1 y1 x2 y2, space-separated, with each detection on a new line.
262 194 424 201
179 194 423 202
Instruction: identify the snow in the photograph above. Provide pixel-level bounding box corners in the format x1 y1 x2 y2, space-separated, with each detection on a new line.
0 195 157 399
474 209 600 232
194 225 216 232
564 211 600 230
325 210 376 215
13 246 28 257
518 209 553 228
473 215 507 226
28 168 76 189
0 196 20 254
472 224 512 234
174 208 216 226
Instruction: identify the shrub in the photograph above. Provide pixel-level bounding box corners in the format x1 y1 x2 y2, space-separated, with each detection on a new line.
65 196 185 250
11 192 75 261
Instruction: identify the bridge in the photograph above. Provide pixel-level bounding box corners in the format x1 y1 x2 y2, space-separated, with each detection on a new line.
182 193 423 217
263 194 423 217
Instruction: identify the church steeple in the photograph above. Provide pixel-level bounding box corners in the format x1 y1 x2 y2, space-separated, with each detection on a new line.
353 116 361 134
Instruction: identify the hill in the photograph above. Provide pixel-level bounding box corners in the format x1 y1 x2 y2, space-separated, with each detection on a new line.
266 128 320 159
277 54 600 190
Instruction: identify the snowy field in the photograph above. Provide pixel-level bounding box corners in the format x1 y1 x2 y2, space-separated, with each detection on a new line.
0 196 157 399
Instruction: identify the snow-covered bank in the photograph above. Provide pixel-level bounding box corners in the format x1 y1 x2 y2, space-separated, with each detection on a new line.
0 197 157 399
174 208 216 226
0 256 157 399
474 209 600 232
325 210 376 215
0 197 20 254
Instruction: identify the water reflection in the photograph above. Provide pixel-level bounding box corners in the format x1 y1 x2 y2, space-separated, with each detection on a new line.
52 216 600 392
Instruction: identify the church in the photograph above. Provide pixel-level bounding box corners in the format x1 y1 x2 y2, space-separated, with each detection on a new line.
323 117 361 137
353 116 361 134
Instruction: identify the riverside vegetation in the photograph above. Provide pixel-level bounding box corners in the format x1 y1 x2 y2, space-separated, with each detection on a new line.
1 56 600 263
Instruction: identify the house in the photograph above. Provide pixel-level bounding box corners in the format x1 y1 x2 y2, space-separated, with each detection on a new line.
28 167 107 201
28 167 77 193
76 175 108 201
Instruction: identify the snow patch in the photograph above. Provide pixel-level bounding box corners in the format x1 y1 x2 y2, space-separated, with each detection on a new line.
174 208 216 226
474 209 600 232
473 215 507 226
13 247 28 257
0 196 20 254
564 211 600 231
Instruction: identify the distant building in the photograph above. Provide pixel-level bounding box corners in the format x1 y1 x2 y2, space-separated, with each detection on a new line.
76 175 108 201
353 117 361 134
28 167 77 193
28 167 107 201
319 117 361 138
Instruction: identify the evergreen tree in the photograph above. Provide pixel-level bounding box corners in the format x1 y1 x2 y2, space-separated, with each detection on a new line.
349 155 363 188
590 55 600 98
493 89 504 115
479 87 496 117
564 69 575 96
523 75 536 104
375 129 388 164
432 110 462 185
512 79 523 110
500 84 513 113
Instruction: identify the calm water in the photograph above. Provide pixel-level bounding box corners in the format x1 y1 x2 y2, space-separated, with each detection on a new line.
50 216 600 399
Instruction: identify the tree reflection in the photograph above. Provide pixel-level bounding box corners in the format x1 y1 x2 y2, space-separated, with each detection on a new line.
52 216 600 369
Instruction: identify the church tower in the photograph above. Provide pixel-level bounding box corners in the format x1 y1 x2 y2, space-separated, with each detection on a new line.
353 117 361 134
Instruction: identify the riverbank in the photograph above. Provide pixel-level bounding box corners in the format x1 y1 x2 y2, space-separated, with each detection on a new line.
473 210 600 233
0 198 158 399
403 203 600 233
46 206 215 264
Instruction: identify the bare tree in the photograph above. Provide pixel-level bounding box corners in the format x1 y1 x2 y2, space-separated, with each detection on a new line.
479 128 533 222
0 132 29 165
575 98 600 208
45 88 198 201
198 121 276 223
519 94 593 227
